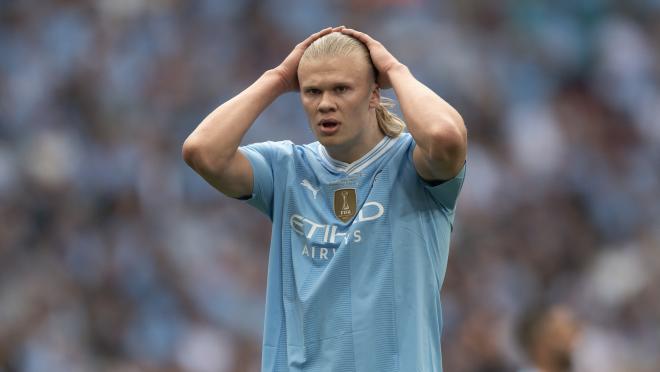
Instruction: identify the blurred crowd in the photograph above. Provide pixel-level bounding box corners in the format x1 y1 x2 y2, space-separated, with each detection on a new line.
1 0 659 371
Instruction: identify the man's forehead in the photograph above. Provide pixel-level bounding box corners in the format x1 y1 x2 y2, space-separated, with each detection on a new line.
298 55 371 84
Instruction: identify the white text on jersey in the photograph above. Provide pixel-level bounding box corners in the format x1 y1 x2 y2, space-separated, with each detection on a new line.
290 201 384 245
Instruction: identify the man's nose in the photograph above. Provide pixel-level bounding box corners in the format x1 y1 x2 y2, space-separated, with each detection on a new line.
318 92 336 113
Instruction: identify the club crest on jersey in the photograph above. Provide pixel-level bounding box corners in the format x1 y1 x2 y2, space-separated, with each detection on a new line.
334 188 357 222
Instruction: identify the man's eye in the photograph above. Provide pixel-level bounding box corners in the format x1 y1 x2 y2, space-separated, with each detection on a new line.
306 89 321 95
335 86 348 93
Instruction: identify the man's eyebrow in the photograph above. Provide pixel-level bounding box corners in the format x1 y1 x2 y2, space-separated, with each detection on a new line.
301 80 354 90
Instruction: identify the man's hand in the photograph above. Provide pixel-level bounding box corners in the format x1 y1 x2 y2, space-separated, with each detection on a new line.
342 27 466 181
272 27 336 92
340 28 402 89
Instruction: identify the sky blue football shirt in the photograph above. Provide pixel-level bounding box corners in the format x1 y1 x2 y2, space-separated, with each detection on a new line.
239 133 465 372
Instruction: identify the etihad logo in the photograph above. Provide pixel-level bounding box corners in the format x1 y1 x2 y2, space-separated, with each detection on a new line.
334 188 356 222
292 201 384 262
300 179 319 199
290 201 384 244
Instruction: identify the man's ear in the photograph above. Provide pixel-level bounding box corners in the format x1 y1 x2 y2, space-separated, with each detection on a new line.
369 84 380 109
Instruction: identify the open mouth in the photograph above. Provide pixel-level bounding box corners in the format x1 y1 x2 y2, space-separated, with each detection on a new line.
318 119 340 131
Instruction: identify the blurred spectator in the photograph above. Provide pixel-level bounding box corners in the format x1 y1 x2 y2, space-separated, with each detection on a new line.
517 304 581 372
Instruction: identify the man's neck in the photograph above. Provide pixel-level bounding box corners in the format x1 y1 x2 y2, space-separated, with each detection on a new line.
325 131 385 164
324 114 385 163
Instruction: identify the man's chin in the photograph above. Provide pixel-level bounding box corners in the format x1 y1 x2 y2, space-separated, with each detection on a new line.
316 135 341 147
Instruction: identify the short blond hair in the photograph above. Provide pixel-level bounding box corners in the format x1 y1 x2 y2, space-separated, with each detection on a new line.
300 32 405 137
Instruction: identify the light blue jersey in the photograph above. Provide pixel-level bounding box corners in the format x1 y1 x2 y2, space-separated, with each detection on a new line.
239 133 465 372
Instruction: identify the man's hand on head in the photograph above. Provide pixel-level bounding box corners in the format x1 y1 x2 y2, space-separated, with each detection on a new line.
339 28 403 89
272 27 336 93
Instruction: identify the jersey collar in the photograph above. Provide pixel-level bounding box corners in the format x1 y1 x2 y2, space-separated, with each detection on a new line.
318 135 398 175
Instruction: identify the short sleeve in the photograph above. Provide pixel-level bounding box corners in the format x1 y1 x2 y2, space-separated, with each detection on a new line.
238 142 279 219
423 162 466 212
405 136 466 212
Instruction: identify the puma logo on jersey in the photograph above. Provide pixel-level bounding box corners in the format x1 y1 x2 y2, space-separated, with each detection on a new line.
301 179 319 199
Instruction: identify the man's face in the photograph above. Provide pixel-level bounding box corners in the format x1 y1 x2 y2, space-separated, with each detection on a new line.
298 53 379 153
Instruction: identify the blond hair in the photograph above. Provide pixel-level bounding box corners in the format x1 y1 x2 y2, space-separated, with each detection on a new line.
300 32 406 137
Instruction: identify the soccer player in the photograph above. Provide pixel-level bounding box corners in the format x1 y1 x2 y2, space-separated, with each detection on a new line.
182 26 467 372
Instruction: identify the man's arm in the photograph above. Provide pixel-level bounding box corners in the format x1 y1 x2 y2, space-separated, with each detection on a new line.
182 71 283 198
341 28 467 182
182 28 334 198
388 63 467 181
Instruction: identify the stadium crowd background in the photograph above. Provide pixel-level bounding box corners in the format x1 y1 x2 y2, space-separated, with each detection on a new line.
1 0 659 371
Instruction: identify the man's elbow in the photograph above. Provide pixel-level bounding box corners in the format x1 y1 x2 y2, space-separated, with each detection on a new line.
428 120 467 175
182 136 226 175
182 136 202 169
433 113 466 148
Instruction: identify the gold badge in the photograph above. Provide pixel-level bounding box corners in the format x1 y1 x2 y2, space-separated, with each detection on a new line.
334 188 357 222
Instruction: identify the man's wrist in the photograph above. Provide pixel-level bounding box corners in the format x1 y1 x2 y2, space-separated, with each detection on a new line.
264 68 294 95
385 63 410 79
